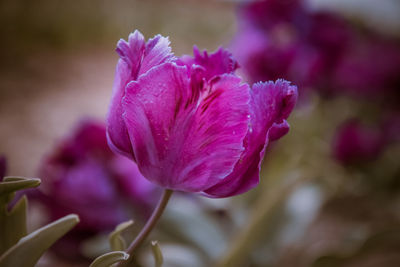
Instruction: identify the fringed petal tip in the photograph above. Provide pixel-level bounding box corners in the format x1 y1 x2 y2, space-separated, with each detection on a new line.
253 79 298 119
194 45 239 73
276 79 298 120
178 45 239 81
116 30 145 65
268 120 290 141
251 79 297 143
263 79 298 142
108 30 176 163
115 30 175 77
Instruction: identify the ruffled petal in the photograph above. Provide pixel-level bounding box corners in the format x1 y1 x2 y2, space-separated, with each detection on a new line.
139 34 176 76
204 79 298 198
122 63 250 192
107 59 136 159
116 30 146 79
116 30 175 79
107 30 175 159
178 46 239 81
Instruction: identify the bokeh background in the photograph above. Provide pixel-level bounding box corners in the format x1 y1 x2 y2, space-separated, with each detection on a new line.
0 0 237 176
1 0 399 266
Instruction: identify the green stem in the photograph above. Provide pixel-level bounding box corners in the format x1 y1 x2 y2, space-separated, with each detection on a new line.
119 189 173 267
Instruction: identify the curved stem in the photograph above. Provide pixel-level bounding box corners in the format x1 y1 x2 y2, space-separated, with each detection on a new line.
119 189 173 267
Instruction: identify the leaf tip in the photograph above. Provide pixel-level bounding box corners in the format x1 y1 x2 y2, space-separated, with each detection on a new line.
65 214 80 224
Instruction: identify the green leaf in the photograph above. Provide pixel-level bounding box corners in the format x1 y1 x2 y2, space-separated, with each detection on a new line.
109 220 134 251
89 251 129 267
0 177 41 254
0 177 41 197
151 241 163 267
0 214 79 267
0 196 28 255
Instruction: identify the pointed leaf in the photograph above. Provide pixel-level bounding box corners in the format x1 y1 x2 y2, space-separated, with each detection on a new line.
89 251 129 267
0 196 28 254
109 220 134 251
151 241 163 267
0 177 40 254
0 177 41 197
0 214 79 267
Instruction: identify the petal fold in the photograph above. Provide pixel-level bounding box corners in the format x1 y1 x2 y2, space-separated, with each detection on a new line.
107 30 175 159
178 46 239 80
107 59 135 159
122 63 250 192
204 79 298 198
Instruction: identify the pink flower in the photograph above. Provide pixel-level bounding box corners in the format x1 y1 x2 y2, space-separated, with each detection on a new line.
107 30 297 198
37 120 157 230
333 37 400 99
34 120 159 260
231 0 351 93
233 0 400 100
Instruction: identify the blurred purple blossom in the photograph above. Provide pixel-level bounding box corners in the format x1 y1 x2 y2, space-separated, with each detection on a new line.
38 120 157 228
232 0 400 99
107 30 298 198
333 119 385 165
33 120 158 259
234 0 400 168
333 37 400 99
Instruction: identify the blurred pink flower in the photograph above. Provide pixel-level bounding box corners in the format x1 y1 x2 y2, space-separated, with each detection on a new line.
38 120 157 229
107 30 298 198
232 0 400 99
333 37 400 99
233 0 350 91
34 120 158 259
333 120 385 165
